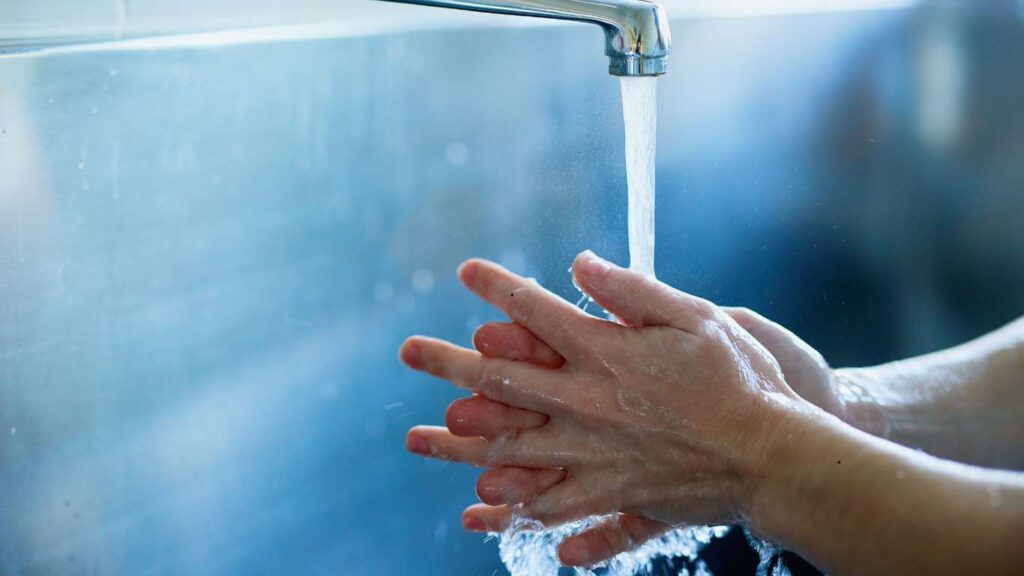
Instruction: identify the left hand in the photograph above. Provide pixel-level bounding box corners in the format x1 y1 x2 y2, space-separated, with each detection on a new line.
401 251 814 560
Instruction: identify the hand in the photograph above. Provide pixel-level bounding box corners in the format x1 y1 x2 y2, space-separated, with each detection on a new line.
455 321 670 566
401 251 817 561
455 308 844 565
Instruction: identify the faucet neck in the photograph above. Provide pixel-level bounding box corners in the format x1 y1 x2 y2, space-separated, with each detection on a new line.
377 0 671 76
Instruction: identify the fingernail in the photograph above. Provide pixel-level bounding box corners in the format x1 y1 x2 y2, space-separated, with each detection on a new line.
463 515 486 532
400 341 421 368
575 250 613 279
458 261 477 285
407 435 430 455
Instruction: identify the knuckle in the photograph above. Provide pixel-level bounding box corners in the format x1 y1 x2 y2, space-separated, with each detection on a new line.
486 431 519 466
498 428 530 463
508 287 539 324
578 388 619 424
731 307 756 323
692 310 729 339
670 296 719 330
692 316 718 337
475 363 507 403
689 298 718 320
697 327 731 359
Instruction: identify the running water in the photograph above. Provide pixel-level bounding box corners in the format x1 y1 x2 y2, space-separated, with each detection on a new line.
495 77 732 576
620 76 658 277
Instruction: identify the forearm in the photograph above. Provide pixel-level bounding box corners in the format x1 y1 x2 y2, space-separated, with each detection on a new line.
747 411 1024 576
836 316 1024 468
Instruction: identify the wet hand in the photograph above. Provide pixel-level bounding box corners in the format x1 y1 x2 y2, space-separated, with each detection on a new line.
457 320 669 566
401 252 814 556
456 306 843 565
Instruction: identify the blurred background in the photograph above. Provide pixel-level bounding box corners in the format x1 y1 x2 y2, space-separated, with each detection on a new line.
1 0 1023 574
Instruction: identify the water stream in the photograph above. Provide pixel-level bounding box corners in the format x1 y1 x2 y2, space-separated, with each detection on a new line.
620 77 658 277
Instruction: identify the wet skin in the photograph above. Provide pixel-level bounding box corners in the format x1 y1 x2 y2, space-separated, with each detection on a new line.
454 306 849 566
400 252 1024 574
401 251 813 564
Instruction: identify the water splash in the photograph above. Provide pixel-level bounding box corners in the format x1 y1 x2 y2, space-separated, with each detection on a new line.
746 530 790 576
498 515 728 576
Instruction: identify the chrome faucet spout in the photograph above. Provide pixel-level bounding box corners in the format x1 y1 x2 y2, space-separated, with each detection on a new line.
376 0 671 76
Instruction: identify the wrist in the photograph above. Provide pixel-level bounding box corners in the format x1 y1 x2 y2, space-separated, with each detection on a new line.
738 406 849 545
833 368 890 438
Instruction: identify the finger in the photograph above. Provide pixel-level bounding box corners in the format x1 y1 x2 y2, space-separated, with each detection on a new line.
723 306 832 384
473 322 565 369
723 307 824 366
477 467 566 506
723 307 803 366
399 336 481 387
400 336 568 413
458 259 608 358
462 504 514 533
521 474 604 527
406 426 565 468
723 306 838 414
571 250 715 332
446 395 548 439
723 307 791 347
558 514 671 567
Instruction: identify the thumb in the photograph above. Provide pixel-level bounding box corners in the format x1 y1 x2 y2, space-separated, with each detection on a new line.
571 250 714 331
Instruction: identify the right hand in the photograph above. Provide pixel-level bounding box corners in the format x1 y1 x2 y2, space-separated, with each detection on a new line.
453 308 843 567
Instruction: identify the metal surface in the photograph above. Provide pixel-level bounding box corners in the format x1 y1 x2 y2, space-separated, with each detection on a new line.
376 0 671 76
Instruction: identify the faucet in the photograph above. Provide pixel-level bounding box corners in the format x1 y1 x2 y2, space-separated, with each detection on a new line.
377 0 671 76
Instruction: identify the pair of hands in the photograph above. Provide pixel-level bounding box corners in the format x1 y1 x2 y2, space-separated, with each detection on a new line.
401 251 843 567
